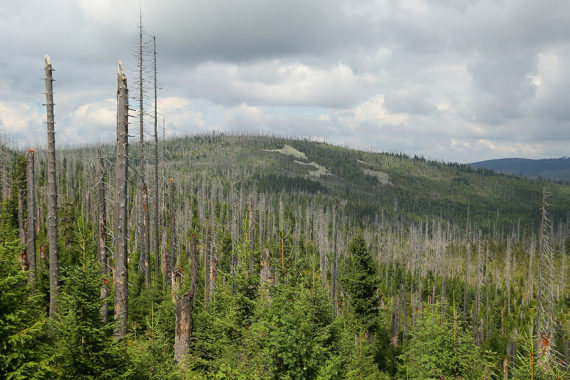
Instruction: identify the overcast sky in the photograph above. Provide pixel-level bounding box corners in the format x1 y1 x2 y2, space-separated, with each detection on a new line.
1 0 569 163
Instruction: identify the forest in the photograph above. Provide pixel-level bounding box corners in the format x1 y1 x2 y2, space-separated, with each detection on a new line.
0 56 569 380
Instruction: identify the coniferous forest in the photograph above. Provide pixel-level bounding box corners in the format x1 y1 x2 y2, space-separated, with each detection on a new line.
1 57 569 380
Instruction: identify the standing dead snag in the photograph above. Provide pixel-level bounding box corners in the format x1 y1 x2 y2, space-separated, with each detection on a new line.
97 148 109 323
153 36 160 285
174 290 194 364
44 55 59 318
167 178 175 291
114 62 129 338
26 149 36 285
332 203 339 316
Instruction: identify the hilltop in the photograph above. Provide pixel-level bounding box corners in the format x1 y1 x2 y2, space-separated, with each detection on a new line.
470 157 570 181
147 134 569 230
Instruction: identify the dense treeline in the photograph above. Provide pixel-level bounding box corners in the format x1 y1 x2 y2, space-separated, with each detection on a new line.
0 128 568 378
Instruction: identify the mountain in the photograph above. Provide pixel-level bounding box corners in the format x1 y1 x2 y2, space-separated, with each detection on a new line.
469 157 570 181
85 134 568 230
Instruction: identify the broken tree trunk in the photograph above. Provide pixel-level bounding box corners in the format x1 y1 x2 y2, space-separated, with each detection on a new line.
332 203 339 316
97 149 109 324
26 149 36 285
114 62 129 338
174 290 194 364
44 56 59 318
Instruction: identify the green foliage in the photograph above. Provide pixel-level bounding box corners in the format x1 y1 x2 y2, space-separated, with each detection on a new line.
0 221 55 379
510 323 568 380
128 302 177 380
341 233 380 333
398 305 496 379
53 260 130 379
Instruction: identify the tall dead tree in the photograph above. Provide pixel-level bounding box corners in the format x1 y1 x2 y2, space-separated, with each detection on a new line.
463 215 470 320
169 178 176 291
114 62 129 338
97 149 109 323
174 289 194 364
44 55 59 318
153 36 160 284
331 203 339 316
26 149 36 285
17 189 26 268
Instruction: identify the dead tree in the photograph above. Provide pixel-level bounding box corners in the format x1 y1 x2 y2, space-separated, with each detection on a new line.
143 184 150 287
114 62 129 338
136 10 148 285
169 178 176 291
97 149 109 323
26 149 36 285
153 36 160 284
174 290 194 364
331 203 339 316
17 188 26 269
44 56 59 318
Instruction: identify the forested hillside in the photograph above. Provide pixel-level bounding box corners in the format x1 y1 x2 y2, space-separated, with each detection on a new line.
1 128 568 379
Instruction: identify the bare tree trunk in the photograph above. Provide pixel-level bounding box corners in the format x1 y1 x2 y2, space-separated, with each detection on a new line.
506 239 511 315
174 291 194 364
464 207 469 319
26 149 36 285
332 203 339 316
44 56 59 319
114 62 129 338
143 185 150 287
169 178 175 292
137 10 147 284
18 188 26 270
97 149 109 323
153 36 160 285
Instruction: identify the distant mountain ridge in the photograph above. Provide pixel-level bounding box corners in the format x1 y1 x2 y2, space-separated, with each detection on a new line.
469 157 570 181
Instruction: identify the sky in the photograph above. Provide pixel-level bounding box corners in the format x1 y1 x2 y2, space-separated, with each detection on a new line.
1 0 569 163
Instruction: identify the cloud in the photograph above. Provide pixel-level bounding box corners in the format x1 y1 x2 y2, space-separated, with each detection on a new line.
1 0 569 163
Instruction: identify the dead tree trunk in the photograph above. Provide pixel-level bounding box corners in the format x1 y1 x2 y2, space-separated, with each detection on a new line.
143 185 151 287
18 188 26 269
137 10 147 284
97 149 109 323
26 149 36 285
174 290 194 364
114 62 129 338
153 36 160 284
169 178 176 292
332 203 339 316
44 56 59 318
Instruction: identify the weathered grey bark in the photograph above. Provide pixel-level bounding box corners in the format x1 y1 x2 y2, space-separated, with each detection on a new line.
26 149 36 285
506 239 511 315
153 36 160 284
96 149 109 323
260 248 274 300
174 290 194 364
402 288 407 344
474 240 482 345
143 185 150 287
137 10 147 284
18 188 27 271
204 225 211 302
332 203 339 316
536 189 545 338
44 56 59 318
208 203 216 299
191 234 198 300
114 62 129 338
169 178 176 291
463 223 469 320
